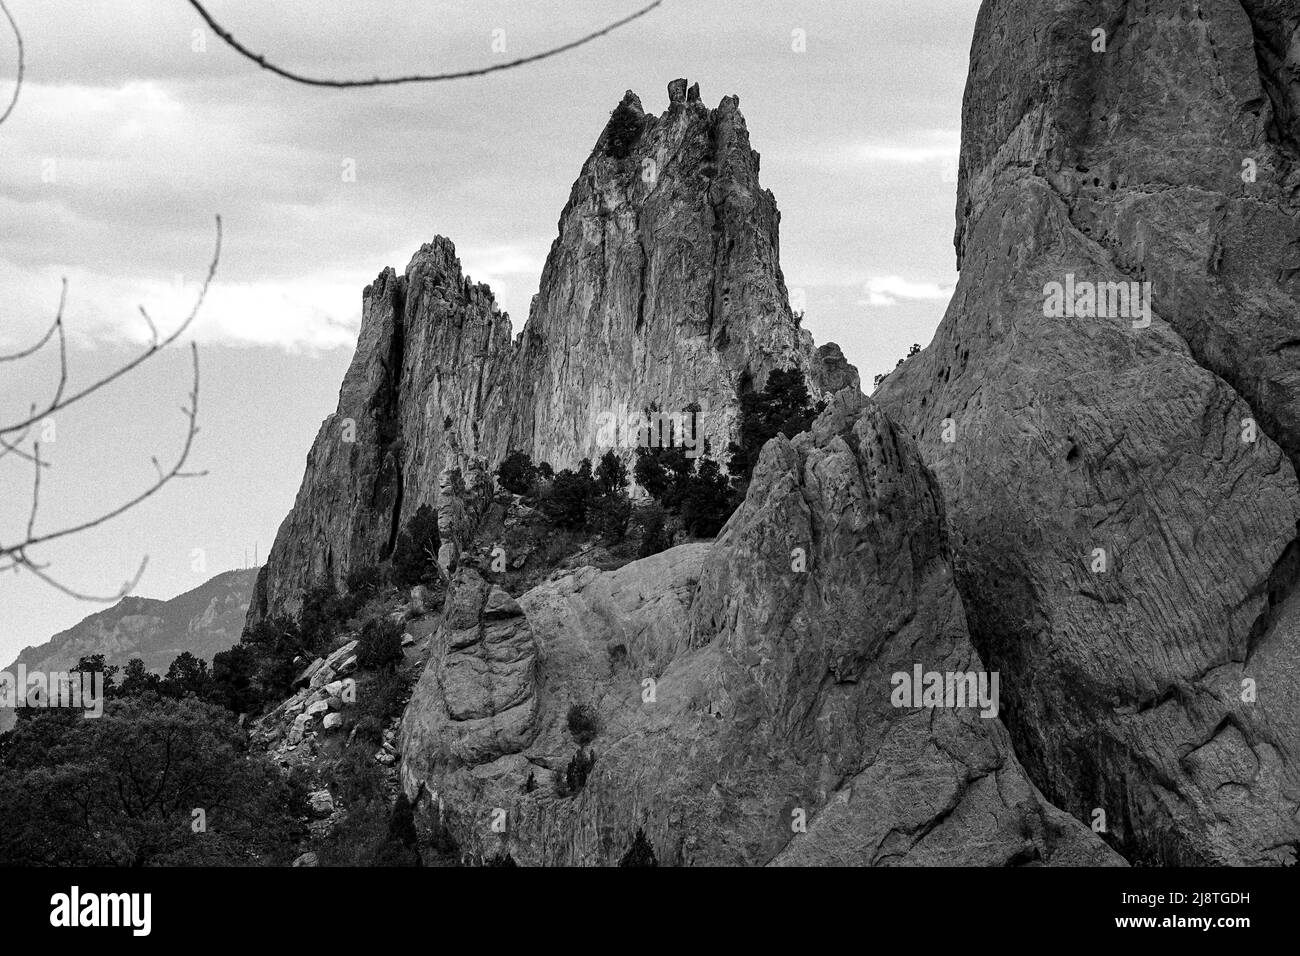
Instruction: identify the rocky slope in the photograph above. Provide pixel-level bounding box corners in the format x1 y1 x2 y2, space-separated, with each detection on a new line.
876 0 1300 865
398 392 1122 866
1 568 257 733
249 81 856 625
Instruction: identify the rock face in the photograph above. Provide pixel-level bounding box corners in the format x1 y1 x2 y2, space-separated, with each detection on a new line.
249 81 858 625
250 240 516 621
399 393 1121 866
401 570 538 768
876 0 1300 865
498 87 829 471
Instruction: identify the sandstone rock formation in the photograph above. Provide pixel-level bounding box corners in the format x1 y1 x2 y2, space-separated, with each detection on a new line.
399 393 1121 866
876 0 1300 865
249 81 858 625
250 240 516 621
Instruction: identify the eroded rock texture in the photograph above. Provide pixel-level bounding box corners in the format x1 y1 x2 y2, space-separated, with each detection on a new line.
250 239 515 621
876 0 1300 865
399 393 1121 866
498 86 828 469
250 83 856 623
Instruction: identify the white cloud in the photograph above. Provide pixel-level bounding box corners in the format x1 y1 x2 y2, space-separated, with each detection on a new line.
858 275 955 307
0 257 363 353
454 244 545 324
812 129 960 178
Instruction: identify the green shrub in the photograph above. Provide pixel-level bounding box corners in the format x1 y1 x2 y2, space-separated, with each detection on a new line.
116 658 162 698
391 504 440 589
726 368 824 485
345 564 383 599
562 749 596 794
162 651 211 699
566 703 600 746
358 667 412 724
590 492 632 541
539 468 595 529
619 828 658 867
678 456 733 537
594 450 629 495
604 99 643 159
636 503 671 558
496 449 539 496
352 714 384 747
356 617 404 671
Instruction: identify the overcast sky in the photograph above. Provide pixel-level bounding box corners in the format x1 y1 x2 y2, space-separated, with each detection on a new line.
0 0 981 664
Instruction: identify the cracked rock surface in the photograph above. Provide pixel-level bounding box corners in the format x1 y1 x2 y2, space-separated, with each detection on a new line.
399 392 1121 866
877 0 1300 865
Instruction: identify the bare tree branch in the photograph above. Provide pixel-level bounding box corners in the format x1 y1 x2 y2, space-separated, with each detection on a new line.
1 223 218 602
10 342 206 554
0 281 62 362
185 0 664 88
10 553 150 603
0 0 21 126
1 217 221 437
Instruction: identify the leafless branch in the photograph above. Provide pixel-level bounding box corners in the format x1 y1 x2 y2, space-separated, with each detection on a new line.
1 223 218 602
185 0 664 88
1 217 221 436
9 553 150 603
0 281 63 362
0 0 21 126
12 342 206 553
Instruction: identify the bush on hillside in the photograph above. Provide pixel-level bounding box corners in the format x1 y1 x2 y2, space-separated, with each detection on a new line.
356 617 404 671
496 450 539 496
390 504 440 589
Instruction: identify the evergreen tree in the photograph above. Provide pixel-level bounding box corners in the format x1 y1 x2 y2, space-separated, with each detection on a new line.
619 827 658 867
594 450 629 495
391 504 441 588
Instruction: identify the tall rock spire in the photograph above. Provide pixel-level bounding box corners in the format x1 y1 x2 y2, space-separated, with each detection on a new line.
249 81 858 624
500 79 834 471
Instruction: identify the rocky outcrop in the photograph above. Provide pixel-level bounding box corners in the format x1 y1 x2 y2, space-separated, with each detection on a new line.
249 81 859 626
398 393 1121 866
250 240 515 622
808 342 861 395
497 85 835 470
401 570 538 769
876 0 1300 865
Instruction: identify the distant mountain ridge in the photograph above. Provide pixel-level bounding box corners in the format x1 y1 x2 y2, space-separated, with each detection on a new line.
1 568 257 733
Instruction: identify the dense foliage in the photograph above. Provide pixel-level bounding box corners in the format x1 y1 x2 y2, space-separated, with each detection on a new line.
604 99 643 159
390 503 440 588
620 827 658 867
0 695 301 865
725 368 825 486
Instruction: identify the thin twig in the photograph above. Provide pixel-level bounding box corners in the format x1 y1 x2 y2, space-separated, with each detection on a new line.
26 441 42 540
7 342 206 553
0 280 63 361
0 0 21 126
185 0 663 88
17 553 149 603
0 216 221 436
0 427 48 466
1 222 218 602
